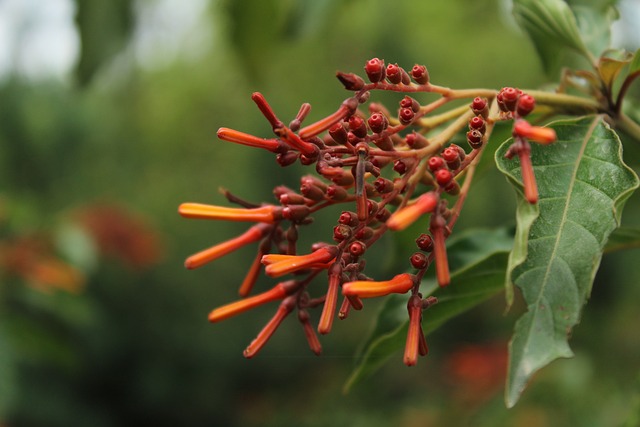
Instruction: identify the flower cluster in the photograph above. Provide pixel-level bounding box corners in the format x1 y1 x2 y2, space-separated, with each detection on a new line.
179 59 556 365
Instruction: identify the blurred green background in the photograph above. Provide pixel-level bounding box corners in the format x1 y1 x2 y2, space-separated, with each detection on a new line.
1 0 640 426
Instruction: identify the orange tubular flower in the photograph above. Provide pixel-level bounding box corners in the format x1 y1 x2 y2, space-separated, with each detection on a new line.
178 203 281 223
262 246 339 278
513 120 556 145
298 103 353 139
217 127 282 152
404 294 423 367
238 249 266 297
386 192 439 231
278 127 319 157
518 144 539 204
208 280 299 323
244 296 297 358
432 224 450 287
318 262 342 335
342 273 415 299
184 223 271 270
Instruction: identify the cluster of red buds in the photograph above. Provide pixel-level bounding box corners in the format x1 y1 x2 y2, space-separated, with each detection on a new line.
179 59 556 365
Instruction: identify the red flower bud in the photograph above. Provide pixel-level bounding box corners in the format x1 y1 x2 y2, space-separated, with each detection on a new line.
466 129 484 149
471 97 489 118
435 169 453 186
348 115 368 138
385 63 402 84
415 233 434 252
468 116 486 134
410 64 429 85
399 107 415 125
336 72 366 90
367 112 389 134
500 87 519 112
400 96 420 112
442 147 461 170
428 156 445 171
364 58 386 83
516 94 536 117
410 252 429 269
406 132 428 148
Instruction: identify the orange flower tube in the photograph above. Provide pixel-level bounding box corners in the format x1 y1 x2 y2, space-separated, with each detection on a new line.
243 296 296 358
518 146 539 204
179 203 281 223
404 294 423 367
262 246 338 278
237 249 265 297
217 127 282 152
386 192 438 231
432 224 450 287
513 120 556 145
298 104 352 139
318 263 342 335
208 280 298 323
184 224 271 270
342 273 415 299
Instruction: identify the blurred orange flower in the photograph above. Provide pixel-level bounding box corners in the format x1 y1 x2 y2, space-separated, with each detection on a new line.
74 204 164 269
0 236 84 293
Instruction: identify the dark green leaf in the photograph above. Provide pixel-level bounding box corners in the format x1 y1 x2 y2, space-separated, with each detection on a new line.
344 228 513 392
495 115 639 407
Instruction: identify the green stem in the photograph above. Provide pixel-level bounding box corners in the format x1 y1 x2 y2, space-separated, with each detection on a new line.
526 90 601 114
614 113 640 142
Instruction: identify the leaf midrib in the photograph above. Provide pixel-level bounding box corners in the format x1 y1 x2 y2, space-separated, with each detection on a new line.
521 116 599 353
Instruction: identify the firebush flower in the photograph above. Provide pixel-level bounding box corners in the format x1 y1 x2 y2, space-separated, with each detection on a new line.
342 273 415 298
179 203 282 223
262 246 338 278
185 223 272 270
386 192 439 231
180 59 549 364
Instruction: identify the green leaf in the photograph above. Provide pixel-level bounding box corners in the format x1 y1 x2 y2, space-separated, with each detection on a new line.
344 228 513 393
573 4 618 58
495 115 639 408
513 0 592 73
